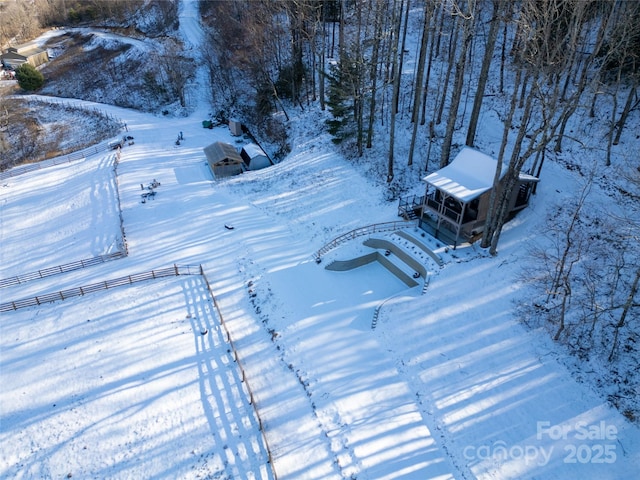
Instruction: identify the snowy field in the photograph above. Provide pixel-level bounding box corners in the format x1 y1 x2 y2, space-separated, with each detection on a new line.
1 96 638 479
2 0 639 478
0 153 122 279
1 277 272 480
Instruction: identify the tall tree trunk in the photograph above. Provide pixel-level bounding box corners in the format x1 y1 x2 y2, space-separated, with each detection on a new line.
613 83 638 146
480 68 522 249
366 0 384 148
420 0 442 125
466 0 501 147
488 91 535 255
555 5 613 152
338 0 345 60
606 69 621 167
435 18 459 125
609 267 640 361
434 2 446 58
499 15 508 94
319 0 327 110
408 2 432 166
440 1 476 168
393 0 410 114
387 0 403 182
355 0 365 156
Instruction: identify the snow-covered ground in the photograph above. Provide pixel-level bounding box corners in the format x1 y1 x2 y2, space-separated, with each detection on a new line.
1 1 639 479
1 90 638 479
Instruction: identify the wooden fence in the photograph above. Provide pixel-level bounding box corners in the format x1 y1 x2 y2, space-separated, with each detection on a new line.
0 264 200 312
0 142 118 181
0 251 126 289
314 219 417 261
1 261 278 477
1 150 128 290
199 266 278 480
113 148 128 255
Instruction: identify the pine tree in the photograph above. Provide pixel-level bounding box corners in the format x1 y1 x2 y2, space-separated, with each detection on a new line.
15 64 44 91
325 62 356 144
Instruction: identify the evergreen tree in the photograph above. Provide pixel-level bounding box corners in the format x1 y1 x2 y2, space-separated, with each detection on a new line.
15 63 44 91
325 62 355 144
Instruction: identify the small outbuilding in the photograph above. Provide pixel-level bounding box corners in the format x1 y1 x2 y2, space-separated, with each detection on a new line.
400 147 539 247
240 143 272 171
1 42 49 70
228 119 243 136
204 142 244 178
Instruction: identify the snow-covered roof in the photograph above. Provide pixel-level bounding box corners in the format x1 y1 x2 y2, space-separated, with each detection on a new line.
423 147 507 202
519 171 541 183
241 143 266 159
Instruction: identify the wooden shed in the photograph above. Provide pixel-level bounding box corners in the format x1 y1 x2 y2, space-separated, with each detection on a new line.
228 119 243 136
1 43 49 70
240 143 272 171
402 147 538 247
203 142 244 178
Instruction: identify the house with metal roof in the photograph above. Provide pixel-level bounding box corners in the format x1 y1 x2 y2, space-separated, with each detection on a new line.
1 42 49 70
399 147 539 247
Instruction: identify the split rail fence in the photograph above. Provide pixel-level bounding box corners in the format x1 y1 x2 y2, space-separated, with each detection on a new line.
0 142 118 181
0 263 279 478
0 252 126 289
0 264 200 312
199 267 278 479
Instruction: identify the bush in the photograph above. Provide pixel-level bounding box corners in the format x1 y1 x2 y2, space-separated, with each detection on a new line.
15 63 44 91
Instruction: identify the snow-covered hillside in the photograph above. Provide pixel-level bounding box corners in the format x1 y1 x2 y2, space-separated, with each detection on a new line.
1 0 639 479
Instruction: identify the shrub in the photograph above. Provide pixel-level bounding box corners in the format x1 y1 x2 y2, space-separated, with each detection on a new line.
15 63 44 91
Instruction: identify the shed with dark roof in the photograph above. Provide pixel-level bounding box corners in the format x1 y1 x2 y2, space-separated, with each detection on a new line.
204 142 244 178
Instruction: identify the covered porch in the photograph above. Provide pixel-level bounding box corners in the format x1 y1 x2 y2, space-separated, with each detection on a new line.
399 147 538 248
418 189 485 247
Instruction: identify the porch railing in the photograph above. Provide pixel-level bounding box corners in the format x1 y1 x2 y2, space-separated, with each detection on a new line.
423 194 462 224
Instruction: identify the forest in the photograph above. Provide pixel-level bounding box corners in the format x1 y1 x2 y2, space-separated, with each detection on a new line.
2 0 639 421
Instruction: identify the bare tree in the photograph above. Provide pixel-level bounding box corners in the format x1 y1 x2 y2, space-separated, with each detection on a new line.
612 83 638 146
481 0 618 254
386 0 404 182
159 40 196 108
408 1 434 166
420 0 444 126
440 0 476 168
1 0 41 47
434 12 459 126
465 0 501 147
480 65 523 251
365 0 386 149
